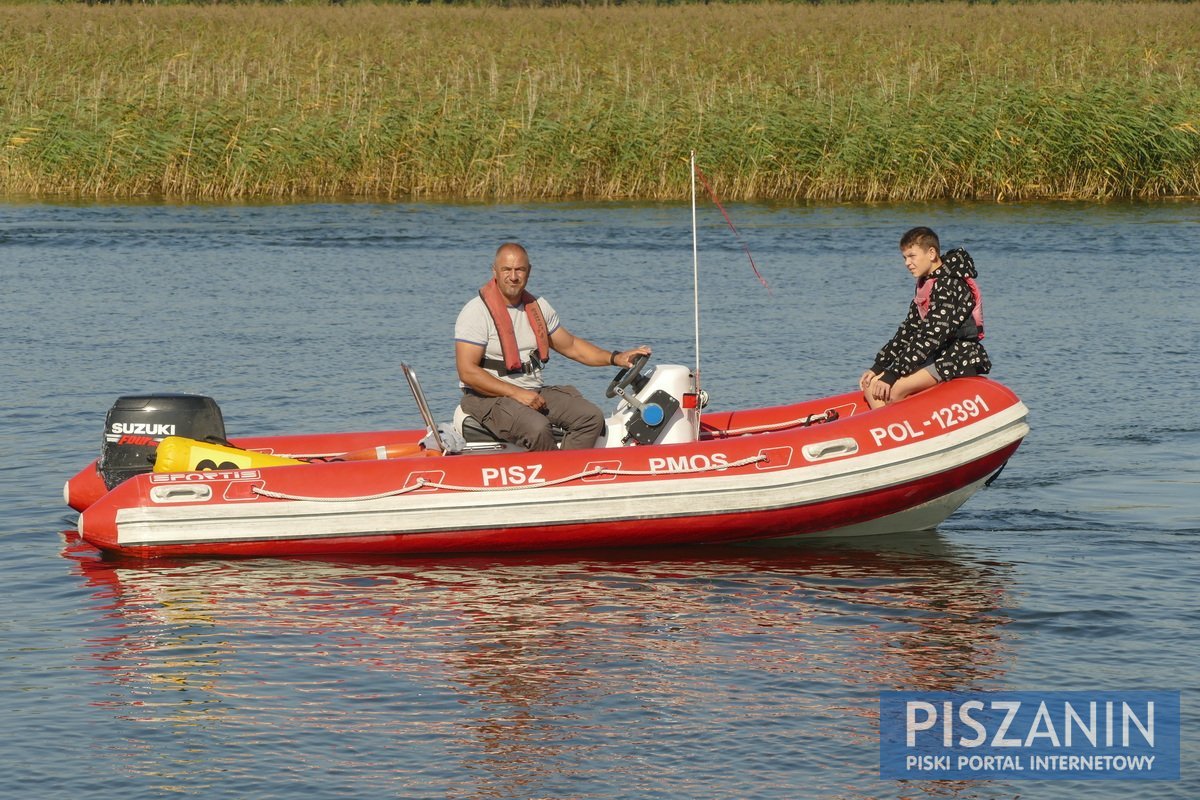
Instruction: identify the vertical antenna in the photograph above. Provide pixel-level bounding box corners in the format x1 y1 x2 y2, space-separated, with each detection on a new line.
691 150 701 398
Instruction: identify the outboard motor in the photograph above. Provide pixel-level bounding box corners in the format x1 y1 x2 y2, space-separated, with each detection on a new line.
98 394 227 489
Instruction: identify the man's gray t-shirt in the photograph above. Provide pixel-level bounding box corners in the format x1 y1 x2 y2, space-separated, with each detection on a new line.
455 295 561 390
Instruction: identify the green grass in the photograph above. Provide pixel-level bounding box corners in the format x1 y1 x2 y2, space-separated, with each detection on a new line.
2 2 1198 200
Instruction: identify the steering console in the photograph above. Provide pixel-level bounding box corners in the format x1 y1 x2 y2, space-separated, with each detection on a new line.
605 352 651 399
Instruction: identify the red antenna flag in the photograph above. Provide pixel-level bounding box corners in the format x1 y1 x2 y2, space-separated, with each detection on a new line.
693 165 771 294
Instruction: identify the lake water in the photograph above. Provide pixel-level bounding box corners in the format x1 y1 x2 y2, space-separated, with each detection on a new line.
2 198 1197 799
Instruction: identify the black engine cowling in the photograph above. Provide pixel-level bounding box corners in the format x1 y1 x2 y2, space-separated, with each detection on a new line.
98 394 227 489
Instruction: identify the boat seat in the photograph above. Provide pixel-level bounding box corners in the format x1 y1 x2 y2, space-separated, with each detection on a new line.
452 405 569 449
456 407 504 444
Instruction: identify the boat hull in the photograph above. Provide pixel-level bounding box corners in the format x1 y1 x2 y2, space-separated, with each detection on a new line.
73 378 1029 559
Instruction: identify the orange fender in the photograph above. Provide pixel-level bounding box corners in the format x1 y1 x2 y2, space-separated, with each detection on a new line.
339 442 442 461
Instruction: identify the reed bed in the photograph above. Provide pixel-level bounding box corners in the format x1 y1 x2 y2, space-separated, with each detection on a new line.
1 2 1197 201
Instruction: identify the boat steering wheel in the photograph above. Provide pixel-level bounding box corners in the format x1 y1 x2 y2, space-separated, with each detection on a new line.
605 352 651 399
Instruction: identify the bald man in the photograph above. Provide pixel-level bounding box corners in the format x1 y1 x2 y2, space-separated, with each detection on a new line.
454 242 651 451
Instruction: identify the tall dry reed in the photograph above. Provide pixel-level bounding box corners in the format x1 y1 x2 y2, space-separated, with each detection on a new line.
1 3 1197 200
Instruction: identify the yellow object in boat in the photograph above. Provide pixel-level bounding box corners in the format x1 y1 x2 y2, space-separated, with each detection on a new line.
154 436 305 473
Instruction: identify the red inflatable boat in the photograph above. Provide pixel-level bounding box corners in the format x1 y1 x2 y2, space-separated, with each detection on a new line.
65 360 1029 559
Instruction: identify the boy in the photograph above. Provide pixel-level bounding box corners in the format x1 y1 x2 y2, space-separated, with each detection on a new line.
860 227 990 408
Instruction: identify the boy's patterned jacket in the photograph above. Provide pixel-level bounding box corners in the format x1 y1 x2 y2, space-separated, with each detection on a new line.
871 248 992 385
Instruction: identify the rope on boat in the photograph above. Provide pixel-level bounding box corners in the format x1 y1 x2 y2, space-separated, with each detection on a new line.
251 454 767 503
709 409 840 438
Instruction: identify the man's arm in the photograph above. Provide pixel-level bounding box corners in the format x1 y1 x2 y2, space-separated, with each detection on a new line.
550 326 650 368
455 340 545 410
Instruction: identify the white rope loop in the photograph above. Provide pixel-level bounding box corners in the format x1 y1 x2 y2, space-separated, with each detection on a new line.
251 454 766 503
711 410 839 438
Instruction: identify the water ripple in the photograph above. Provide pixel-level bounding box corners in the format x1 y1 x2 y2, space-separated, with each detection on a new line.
5 200 1198 799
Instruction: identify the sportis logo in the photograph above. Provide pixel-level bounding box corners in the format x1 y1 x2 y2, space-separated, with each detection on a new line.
105 422 177 444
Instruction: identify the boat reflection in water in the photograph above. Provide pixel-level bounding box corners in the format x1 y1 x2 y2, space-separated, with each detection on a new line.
63 532 1015 797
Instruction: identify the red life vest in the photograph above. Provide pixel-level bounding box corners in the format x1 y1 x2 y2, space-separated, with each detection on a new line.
478 278 551 372
914 275 985 340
